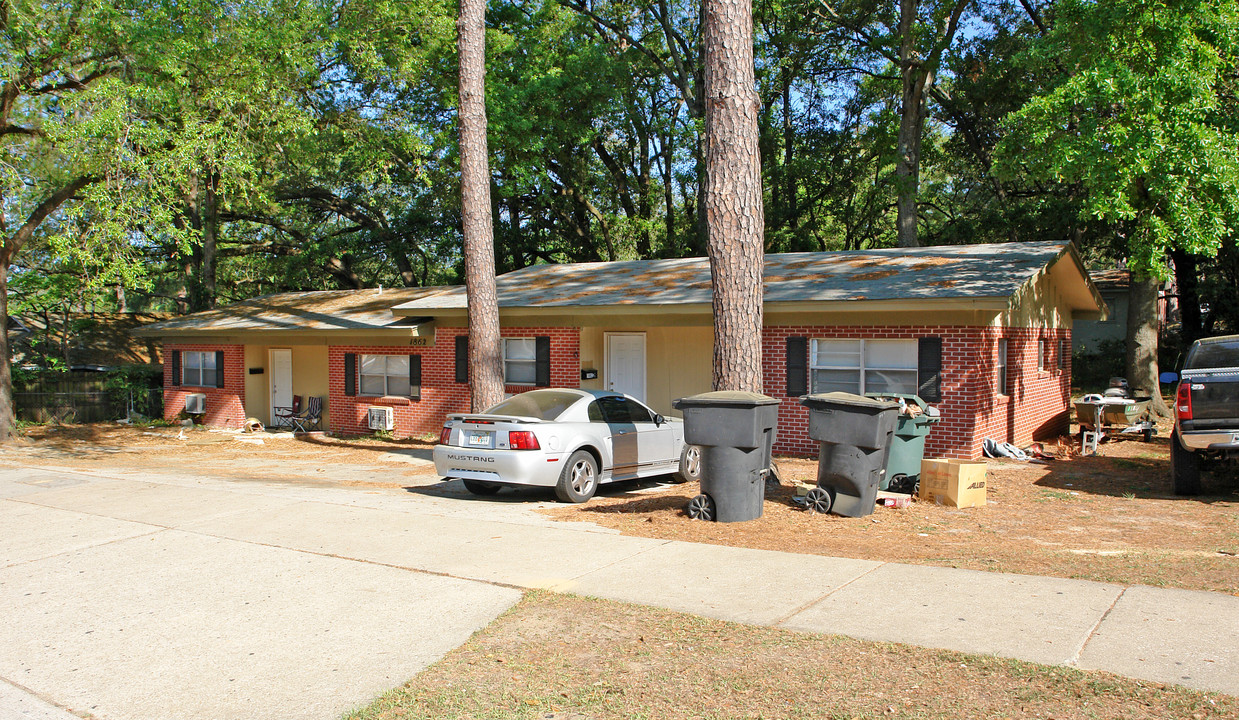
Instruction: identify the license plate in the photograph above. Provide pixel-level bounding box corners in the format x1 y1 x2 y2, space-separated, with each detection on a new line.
466 431 493 448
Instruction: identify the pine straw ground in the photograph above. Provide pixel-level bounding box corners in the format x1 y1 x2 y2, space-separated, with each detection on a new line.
346 591 1237 720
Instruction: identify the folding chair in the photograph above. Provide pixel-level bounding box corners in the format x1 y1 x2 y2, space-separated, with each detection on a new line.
273 395 301 429
291 396 323 433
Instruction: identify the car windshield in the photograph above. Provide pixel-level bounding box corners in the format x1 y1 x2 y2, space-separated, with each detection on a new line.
1185 339 1239 370
484 391 582 420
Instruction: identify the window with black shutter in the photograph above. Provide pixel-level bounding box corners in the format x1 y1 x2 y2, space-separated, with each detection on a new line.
535 336 551 387
214 350 225 388
344 353 357 396
785 337 807 397
171 350 181 387
917 337 943 402
455 336 468 383
409 354 422 400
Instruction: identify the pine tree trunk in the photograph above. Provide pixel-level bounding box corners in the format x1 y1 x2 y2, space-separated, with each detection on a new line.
458 0 504 411
1126 273 1171 417
895 0 926 249
0 261 14 442
703 0 764 393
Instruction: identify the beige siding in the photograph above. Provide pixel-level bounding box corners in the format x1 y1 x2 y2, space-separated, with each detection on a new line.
578 325 713 416
242 345 330 427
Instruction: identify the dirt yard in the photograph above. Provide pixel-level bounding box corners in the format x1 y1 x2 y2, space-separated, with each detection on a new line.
6 420 1238 595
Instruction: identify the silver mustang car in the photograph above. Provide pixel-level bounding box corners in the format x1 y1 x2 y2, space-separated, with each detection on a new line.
434 388 699 502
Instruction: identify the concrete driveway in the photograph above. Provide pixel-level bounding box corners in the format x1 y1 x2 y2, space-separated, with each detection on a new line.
0 465 523 720
4 459 1237 719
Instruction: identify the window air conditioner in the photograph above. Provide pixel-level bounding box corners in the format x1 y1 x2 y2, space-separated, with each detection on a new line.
367 406 394 431
185 393 207 414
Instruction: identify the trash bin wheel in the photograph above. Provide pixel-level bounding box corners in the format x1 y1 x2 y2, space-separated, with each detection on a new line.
686 493 715 521
805 487 834 515
555 450 599 503
673 444 702 483
462 479 501 496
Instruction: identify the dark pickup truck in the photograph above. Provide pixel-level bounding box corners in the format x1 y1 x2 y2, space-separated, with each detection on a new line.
1171 334 1239 495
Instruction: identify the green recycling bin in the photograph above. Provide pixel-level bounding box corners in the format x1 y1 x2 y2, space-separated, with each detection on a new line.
865 393 940 493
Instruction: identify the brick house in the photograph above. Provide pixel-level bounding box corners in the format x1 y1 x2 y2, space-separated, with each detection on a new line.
136 241 1104 459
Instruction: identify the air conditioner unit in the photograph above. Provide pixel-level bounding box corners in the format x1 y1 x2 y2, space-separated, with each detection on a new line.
185 393 207 414
367 406 394 431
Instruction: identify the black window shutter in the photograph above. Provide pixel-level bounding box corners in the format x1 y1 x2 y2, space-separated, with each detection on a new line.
171 350 181 387
409 354 422 400
535 336 551 387
786 337 808 397
214 350 226 388
455 335 468 383
918 337 943 402
344 353 357 396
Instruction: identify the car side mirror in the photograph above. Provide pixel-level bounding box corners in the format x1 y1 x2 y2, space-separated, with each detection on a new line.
1159 371 1179 384
654 414 665 426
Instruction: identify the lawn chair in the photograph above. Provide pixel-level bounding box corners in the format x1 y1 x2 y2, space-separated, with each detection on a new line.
273 395 302 429
291 396 323 433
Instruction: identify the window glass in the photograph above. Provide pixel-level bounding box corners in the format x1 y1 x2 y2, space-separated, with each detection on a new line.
622 399 654 423
1185 340 1239 369
864 369 918 394
597 396 632 424
182 351 215 387
812 339 861 368
360 354 412 396
864 340 916 369
812 368 861 395
810 339 917 395
504 338 538 384
486 390 582 420
997 339 1009 395
1038 339 1047 370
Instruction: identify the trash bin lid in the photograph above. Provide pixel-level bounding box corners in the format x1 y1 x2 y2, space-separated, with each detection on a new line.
800 392 900 411
673 390 781 409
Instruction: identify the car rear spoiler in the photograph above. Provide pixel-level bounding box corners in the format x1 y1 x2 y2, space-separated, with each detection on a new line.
446 413 543 424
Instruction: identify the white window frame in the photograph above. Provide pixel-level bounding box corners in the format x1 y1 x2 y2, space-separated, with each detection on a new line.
182 350 216 388
1038 338 1048 371
809 338 918 395
503 338 537 386
997 338 1009 396
359 354 410 397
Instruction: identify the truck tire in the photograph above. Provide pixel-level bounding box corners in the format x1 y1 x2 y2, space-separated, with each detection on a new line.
1170 431 1202 496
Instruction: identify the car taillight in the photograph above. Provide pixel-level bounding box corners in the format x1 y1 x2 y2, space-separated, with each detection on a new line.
508 430 541 450
1175 382 1193 420
439 426 452 445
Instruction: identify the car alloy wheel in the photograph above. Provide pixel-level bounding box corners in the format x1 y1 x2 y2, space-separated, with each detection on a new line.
555 450 599 503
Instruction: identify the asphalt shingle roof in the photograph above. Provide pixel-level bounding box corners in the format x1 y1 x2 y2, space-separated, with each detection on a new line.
392 241 1075 312
136 287 449 335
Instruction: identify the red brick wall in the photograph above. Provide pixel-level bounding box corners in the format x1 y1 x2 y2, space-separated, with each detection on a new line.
970 327 1072 455
761 326 1071 460
162 344 247 428
327 326 581 438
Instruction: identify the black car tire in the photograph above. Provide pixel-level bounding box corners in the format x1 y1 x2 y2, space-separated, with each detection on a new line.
673 444 702 483
1170 431 1202 496
555 450 599 503
462 479 502 496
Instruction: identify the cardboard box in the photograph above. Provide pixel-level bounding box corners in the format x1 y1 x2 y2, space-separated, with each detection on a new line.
919 458 987 508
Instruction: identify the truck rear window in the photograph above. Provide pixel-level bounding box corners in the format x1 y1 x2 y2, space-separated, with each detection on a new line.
1185 340 1239 369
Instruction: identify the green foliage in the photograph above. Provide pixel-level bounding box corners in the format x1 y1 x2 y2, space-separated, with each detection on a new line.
997 0 1239 272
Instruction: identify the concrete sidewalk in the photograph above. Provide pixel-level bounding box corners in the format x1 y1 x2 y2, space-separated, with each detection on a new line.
2 464 1236 719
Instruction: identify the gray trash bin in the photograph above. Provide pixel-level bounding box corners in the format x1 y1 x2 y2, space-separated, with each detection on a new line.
673 390 780 523
800 392 899 518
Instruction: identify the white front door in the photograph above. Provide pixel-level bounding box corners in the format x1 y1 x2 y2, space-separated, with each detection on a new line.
606 333 646 401
269 349 293 422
